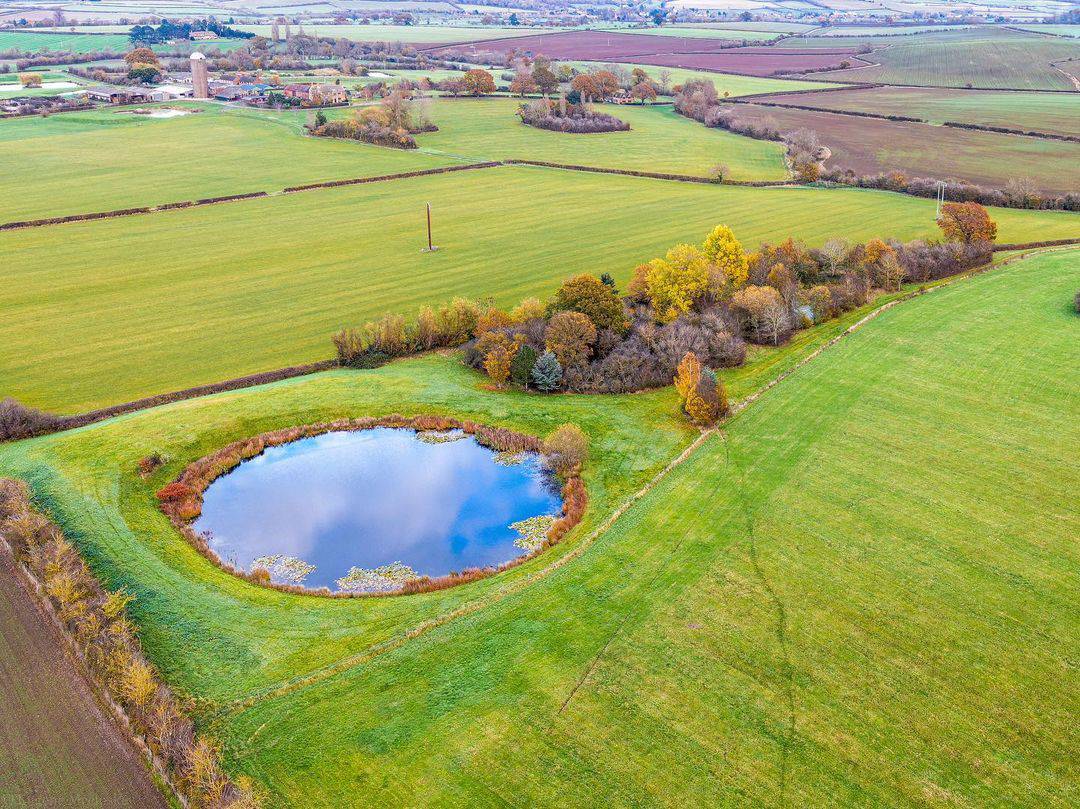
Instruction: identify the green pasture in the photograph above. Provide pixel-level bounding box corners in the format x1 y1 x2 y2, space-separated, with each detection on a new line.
0 31 131 52
767 86 1080 138
807 27 1080 90
2 248 1075 805
3 164 1075 413
0 103 457 222
0 97 785 222
410 97 788 180
0 30 245 53
1012 24 1080 37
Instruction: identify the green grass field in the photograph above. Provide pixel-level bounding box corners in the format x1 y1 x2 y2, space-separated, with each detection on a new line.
0 98 785 222
757 86 1080 138
2 248 1075 806
806 27 1080 90
0 103 457 222
3 164 1075 413
0 31 132 52
411 98 788 178
0 30 247 53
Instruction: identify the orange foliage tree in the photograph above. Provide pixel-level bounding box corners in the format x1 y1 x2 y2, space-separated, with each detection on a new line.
937 202 997 244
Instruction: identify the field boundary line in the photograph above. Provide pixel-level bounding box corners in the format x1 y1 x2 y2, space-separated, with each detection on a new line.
0 162 503 231
210 254 1037 720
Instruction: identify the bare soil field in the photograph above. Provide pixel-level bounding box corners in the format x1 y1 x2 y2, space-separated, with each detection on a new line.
753 87 1080 138
0 551 167 808
725 102 1080 193
428 31 867 76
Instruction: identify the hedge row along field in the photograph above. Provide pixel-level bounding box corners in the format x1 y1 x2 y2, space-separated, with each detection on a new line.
3 165 1076 413
1 249 1074 805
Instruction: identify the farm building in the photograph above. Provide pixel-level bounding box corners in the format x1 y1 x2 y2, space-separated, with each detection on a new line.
283 83 348 106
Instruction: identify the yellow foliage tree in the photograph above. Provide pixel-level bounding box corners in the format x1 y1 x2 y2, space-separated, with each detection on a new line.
482 333 519 388
674 351 702 406
702 224 749 296
646 244 711 322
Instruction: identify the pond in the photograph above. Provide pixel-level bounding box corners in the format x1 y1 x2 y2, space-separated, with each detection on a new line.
192 428 562 593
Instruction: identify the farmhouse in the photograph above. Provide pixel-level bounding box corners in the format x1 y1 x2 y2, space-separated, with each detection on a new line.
190 30 217 41
283 83 348 106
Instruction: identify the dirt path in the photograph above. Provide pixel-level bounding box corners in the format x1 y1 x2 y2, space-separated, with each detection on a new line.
0 551 167 809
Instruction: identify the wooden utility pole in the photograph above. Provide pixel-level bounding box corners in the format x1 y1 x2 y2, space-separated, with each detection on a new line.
423 202 437 252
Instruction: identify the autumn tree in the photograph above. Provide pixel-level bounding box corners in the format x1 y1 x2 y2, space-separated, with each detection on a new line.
937 201 997 244
463 68 496 96
544 311 597 369
124 47 160 67
631 81 657 103
674 352 725 426
702 224 749 297
510 69 537 96
475 306 513 335
877 253 906 291
482 332 520 388
18 73 43 88
510 296 545 323
531 60 559 95
674 350 702 404
731 285 788 345
646 244 711 322
549 274 628 333
766 262 798 306
801 285 832 323
569 72 598 102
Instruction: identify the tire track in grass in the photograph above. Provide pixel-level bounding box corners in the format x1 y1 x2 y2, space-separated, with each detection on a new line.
211 249 1070 723
721 431 797 807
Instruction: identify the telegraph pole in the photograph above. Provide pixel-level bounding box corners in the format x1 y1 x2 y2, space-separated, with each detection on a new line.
423 202 438 252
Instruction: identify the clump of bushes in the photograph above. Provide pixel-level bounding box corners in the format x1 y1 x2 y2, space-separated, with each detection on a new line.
0 397 62 442
332 296 488 368
331 217 994 398
675 351 729 426
517 98 629 134
311 89 436 149
0 479 261 808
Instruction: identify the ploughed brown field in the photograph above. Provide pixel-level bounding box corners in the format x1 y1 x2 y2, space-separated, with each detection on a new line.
722 102 1080 194
427 30 868 76
0 551 167 808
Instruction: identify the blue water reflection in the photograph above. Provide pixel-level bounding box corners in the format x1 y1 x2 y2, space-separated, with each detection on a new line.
192 428 562 590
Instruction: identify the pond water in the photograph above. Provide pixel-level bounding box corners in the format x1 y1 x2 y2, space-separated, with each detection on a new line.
193 428 562 592
0 81 79 92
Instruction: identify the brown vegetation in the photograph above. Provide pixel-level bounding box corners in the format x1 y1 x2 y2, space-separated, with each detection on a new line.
0 479 260 808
